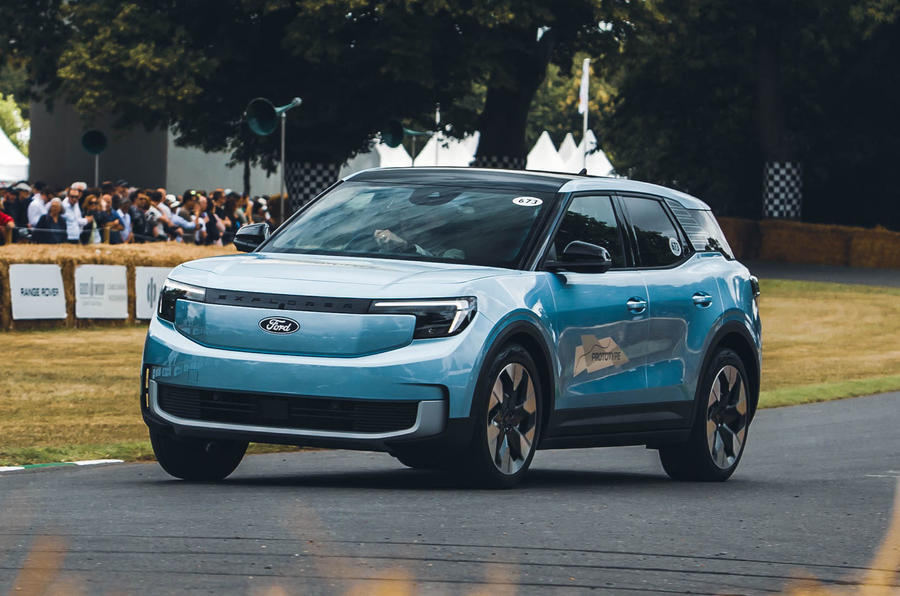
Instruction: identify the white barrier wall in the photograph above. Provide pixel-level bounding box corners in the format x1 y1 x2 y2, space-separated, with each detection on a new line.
135 267 172 320
74 265 128 319
9 264 66 320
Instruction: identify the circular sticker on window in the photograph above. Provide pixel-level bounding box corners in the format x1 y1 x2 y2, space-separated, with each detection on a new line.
669 237 683 257
512 196 543 207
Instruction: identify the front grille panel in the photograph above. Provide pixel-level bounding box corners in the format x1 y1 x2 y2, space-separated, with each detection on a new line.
204 289 372 314
157 385 420 433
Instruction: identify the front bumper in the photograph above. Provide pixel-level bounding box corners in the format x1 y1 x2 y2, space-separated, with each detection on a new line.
141 313 492 450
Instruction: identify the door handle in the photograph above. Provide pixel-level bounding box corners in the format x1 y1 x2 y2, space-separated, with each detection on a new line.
692 292 713 308
626 297 647 314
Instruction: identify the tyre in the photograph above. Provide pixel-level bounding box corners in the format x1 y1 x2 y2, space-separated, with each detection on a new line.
462 343 542 489
659 348 751 481
150 430 247 481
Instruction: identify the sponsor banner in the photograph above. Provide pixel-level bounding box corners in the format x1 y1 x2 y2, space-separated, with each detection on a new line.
135 267 172 320
9 264 67 320
75 265 128 319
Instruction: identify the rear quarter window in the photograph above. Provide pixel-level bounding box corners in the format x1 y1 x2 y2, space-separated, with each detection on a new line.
665 198 734 260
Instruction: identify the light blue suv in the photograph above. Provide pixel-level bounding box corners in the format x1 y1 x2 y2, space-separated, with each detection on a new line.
142 168 761 488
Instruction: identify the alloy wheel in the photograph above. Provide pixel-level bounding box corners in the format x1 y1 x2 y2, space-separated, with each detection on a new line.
486 363 538 475
706 364 748 469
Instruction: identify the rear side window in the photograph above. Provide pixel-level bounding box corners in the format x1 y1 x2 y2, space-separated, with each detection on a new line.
665 199 734 259
552 195 626 268
624 197 685 268
691 209 734 259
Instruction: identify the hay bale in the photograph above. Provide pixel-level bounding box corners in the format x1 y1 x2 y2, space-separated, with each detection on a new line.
717 217 760 260
759 220 854 266
0 244 235 331
849 227 900 269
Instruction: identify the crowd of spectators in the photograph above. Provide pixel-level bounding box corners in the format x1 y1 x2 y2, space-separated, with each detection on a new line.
0 179 274 245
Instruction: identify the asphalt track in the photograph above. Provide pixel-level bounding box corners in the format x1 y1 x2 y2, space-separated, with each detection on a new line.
1 392 898 595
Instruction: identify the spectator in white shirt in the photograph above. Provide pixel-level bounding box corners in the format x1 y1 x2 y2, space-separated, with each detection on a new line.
27 182 49 228
61 182 92 243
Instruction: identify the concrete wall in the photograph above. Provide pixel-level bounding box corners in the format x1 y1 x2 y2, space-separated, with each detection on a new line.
29 101 281 195
166 135 280 196
29 102 167 189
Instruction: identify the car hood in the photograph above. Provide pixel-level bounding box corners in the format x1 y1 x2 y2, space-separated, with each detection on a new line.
173 252 511 298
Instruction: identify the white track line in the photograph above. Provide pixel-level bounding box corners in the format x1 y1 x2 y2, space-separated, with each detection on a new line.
72 459 124 466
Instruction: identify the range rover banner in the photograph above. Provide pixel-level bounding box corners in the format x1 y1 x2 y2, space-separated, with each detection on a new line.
9 264 67 320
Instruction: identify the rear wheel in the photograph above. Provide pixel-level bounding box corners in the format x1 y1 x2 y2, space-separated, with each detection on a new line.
150 430 247 481
463 343 542 489
659 348 751 481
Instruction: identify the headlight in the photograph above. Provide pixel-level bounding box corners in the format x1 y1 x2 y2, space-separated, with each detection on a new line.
158 280 206 323
369 297 477 339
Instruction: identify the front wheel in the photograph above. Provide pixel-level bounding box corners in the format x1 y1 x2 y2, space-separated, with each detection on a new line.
462 343 542 489
659 348 752 481
150 430 247 481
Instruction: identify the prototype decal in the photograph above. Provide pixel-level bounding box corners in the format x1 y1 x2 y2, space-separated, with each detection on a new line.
512 196 543 207
574 334 630 376
669 237 683 257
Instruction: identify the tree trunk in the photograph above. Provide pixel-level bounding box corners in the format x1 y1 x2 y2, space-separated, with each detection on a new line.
755 17 789 162
241 156 250 197
475 29 556 165
756 6 802 219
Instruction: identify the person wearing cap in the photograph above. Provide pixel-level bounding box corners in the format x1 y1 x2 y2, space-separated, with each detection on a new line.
6 182 31 235
27 182 49 228
61 182 92 243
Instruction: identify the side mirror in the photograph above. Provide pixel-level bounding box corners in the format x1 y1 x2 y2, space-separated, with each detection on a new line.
233 222 270 252
544 241 613 274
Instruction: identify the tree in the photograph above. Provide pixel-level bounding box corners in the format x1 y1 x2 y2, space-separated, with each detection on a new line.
0 0 639 171
0 0 476 169
525 52 615 149
599 0 900 228
0 93 29 155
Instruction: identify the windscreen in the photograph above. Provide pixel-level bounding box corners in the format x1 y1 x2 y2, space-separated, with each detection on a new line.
262 182 555 269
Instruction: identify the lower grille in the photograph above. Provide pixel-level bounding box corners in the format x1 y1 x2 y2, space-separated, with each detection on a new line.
157 385 420 433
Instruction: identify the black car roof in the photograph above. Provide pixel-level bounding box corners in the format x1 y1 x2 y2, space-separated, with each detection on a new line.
348 167 578 193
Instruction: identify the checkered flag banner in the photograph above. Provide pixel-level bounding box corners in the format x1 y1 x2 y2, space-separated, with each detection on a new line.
763 161 802 219
285 162 340 211
470 155 526 170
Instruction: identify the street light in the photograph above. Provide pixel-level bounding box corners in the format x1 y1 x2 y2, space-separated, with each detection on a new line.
244 96 302 224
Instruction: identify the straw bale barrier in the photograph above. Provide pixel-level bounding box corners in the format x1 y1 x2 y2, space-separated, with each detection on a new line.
0 244 233 331
1 216 897 331
716 217 899 270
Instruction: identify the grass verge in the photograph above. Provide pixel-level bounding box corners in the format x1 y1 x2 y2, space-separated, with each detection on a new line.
1 278 898 466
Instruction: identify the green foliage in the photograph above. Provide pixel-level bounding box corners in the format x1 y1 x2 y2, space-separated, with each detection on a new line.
0 0 639 167
526 52 615 149
0 93 29 155
0 63 29 116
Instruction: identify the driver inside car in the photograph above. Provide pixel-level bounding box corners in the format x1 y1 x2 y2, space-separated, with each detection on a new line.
373 227 466 260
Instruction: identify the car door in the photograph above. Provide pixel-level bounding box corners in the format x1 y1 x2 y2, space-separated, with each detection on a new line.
618 194 724 419
543 194 650 426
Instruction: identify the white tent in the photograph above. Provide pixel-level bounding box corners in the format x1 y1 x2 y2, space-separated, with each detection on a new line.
558 133 578 163
0 129 28 183
338 145 381 178
562 130 615 176
526 130 567 172
413 133 478 167
374 141 413 168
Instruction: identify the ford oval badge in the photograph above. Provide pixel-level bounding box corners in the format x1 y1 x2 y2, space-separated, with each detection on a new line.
259 316 300 334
